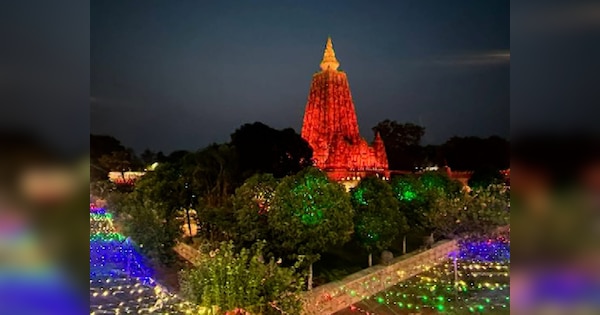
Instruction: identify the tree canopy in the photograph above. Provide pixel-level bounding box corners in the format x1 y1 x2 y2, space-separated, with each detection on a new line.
426 184 509 239
350 176 405 254
372 120 426 170
230 122 313 179
232 173 279 247
269 167 354 260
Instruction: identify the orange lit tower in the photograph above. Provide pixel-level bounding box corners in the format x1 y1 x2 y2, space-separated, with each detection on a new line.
301 37 389 182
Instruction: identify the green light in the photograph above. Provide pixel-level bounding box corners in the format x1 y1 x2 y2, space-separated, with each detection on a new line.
400 190 417 201
90 232 125 242
377 297 384 304
291 175 329 225
437 304 445 311
352 188 368 205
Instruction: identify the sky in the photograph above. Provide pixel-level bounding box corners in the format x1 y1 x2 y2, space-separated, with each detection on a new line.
91 0 509 154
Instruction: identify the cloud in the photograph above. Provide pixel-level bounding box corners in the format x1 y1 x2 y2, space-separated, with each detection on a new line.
513 3 600 34
403 50 510 68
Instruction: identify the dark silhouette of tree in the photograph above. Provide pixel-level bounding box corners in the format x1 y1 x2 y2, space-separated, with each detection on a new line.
90 134 126 161
98 151 132 178
140 148 157 166
468 167 505 189
440 136 509 171
372 120 426 170
230 122 313 179
90 134 143 181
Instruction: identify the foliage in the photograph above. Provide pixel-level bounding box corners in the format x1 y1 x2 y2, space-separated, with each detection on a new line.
269 167 354 264
230 122 313 179
112 191 181 265
372 120 426 170
425 184 509 239
232 173 279 247
90 180 117 200
440 136 509 171
391 172 462 233
468 167 505 189
350 176 406 254
179 241 305 315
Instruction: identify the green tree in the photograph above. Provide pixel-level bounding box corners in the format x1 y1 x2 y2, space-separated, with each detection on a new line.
113 191 181 265
350 176 406 266
426 184 509 239
232 173 279 248
269 167 354 289
391 172 463 249
179 241 305 315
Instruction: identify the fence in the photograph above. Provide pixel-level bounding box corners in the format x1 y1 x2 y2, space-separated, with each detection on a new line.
174 242 203 266
302 239 458 314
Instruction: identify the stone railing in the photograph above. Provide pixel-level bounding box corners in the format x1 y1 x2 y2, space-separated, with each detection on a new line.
174 242 203 266
302 239 458 314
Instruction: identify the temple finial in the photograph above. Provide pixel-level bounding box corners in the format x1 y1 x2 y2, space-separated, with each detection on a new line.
320 36 340 71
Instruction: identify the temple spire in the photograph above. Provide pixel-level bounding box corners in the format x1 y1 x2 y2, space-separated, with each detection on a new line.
320 36 340 71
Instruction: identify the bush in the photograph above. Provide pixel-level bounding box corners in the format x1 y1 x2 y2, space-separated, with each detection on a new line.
179 241 305 315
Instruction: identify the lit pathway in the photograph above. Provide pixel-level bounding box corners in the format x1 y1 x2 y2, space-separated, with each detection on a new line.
89 204 206 314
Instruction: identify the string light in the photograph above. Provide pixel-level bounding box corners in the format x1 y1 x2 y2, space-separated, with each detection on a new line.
338 233 509 313
89 205 205 314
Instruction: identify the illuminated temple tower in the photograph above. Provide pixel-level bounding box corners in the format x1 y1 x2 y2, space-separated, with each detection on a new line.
301 37 389 184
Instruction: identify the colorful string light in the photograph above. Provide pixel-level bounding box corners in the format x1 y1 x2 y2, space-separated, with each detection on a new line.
89 205 205 314
338 234 510 314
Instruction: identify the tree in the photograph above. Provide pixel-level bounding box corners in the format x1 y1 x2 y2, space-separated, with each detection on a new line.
391 172 463 248
230 122 313 179
372 120 426 170
181 145 241 243
468 167 505 189
426 184 509 240
98 150 132 179
269 167 354 289
350 176 406 266
232 173 279 248
179 241 305 315
90 134 126 161
440 136 509 171
91 134 142 181
112 190 181 265
90 180 117 200
140 148 157 166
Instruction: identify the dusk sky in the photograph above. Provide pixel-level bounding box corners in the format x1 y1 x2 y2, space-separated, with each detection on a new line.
91 0 509 154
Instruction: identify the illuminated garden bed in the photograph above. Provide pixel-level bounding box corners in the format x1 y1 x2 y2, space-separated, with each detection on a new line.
336 234 510 314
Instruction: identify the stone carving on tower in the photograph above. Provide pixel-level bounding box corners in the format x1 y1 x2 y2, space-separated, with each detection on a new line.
301 37 390 182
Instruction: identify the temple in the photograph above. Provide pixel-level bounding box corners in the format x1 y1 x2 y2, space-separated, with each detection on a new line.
301 37 389 185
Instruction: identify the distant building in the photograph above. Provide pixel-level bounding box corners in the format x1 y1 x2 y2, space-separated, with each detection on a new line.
108 171 146 185
301 37 389 186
